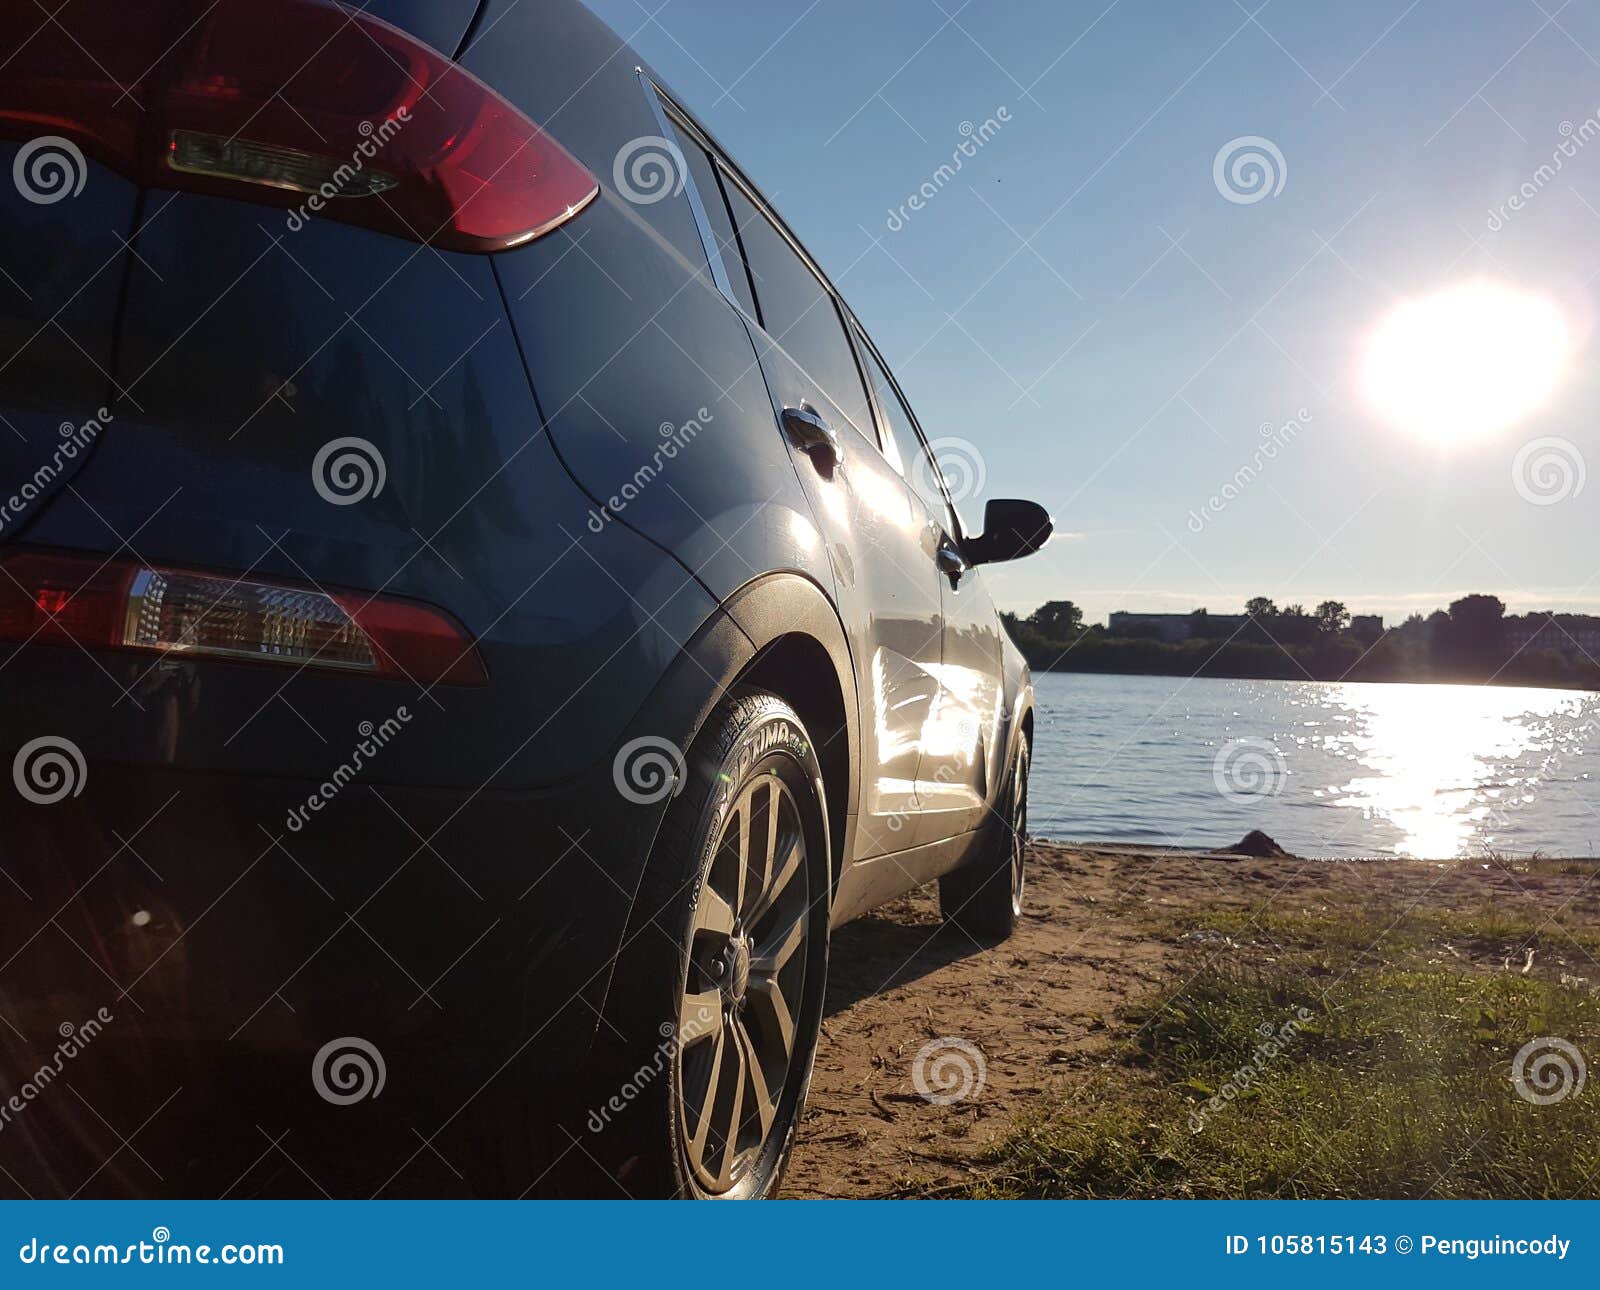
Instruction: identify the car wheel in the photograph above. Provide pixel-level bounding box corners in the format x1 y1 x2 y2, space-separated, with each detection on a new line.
939 731 1029 942
610 690 830 1199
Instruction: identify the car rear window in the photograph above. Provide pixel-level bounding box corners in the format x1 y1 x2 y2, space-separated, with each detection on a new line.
668 128 760 319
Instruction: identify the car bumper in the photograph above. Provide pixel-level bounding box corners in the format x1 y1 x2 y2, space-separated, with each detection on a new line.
0 758 663 1197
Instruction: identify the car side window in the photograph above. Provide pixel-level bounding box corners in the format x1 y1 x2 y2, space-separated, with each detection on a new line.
665 122 760 319
720 180 875 440
858 339 953 529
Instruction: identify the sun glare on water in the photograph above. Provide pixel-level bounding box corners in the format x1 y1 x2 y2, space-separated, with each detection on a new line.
1361 281 1570 444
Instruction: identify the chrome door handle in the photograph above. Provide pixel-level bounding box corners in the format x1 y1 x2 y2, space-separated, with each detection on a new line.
935 536 968 583
781 404 844 468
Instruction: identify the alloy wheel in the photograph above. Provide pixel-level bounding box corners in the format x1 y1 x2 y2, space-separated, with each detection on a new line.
677 771 810 1194
1009 745 1029 915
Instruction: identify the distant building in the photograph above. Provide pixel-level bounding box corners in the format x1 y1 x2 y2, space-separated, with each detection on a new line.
1350 614 1383 642
1504 615 1600 659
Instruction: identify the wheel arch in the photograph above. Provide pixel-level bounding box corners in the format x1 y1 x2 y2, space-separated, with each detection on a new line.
589 572 857 1094
737 633 849 892
1000 631 1035 801
721 573 860 894
599 571 859 949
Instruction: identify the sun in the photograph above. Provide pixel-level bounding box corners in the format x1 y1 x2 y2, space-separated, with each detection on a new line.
1361 281 1570 444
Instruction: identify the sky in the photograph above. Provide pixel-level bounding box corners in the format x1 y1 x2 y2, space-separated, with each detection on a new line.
584 0 1597 626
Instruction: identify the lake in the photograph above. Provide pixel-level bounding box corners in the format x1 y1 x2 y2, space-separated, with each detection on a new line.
1028 672 1599 858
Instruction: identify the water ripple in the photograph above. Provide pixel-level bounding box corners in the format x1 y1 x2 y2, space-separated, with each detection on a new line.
1029 673 1599 858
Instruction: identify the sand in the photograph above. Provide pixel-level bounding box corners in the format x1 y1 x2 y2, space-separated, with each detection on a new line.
784 840 1600 1198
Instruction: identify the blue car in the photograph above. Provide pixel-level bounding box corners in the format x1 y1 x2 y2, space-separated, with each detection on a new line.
0 0 1049 1198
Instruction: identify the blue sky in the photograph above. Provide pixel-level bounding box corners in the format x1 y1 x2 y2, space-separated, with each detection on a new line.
585 0 1598 625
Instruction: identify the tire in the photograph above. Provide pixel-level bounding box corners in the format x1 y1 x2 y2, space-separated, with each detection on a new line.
596 690 830 1198
939 731 1029 942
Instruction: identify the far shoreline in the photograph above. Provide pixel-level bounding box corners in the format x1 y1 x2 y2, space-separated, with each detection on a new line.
1021 655 1600 693
1004 598 1600 692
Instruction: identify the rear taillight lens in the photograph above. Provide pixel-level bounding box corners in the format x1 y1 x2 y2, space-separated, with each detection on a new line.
0 552 486 685
0 0 597 252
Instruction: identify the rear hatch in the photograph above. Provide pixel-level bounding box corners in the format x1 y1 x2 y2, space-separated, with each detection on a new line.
0 0 574 573
0 0 651 790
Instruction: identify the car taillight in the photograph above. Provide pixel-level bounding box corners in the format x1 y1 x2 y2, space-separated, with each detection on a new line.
0 552 486 685
0 0 597 252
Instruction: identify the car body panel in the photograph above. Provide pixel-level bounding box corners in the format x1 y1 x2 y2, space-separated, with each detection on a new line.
463 2 838 625
0 152 136 536
13 182 725 789
364 0 480 58
655 96 970 863
734 321 943 854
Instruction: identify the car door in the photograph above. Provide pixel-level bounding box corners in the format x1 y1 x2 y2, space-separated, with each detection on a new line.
663 113 947 858
853 329 1006 843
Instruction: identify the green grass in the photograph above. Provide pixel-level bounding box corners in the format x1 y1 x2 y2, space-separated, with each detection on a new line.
954 905 1600 1198
1161 900 1600 964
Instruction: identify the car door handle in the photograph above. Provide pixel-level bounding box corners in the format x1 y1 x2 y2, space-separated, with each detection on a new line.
781 404 844 468
935 536 968 583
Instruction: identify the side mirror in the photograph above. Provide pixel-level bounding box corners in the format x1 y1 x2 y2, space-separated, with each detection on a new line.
965 498 1052 565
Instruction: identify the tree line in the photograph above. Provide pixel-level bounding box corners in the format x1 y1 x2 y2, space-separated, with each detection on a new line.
1001 595 1600 690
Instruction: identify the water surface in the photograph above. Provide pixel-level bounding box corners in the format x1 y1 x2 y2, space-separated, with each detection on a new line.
1028 672 1599 858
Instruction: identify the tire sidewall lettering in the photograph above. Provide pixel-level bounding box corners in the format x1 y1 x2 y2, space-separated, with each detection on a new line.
706 717 810 839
